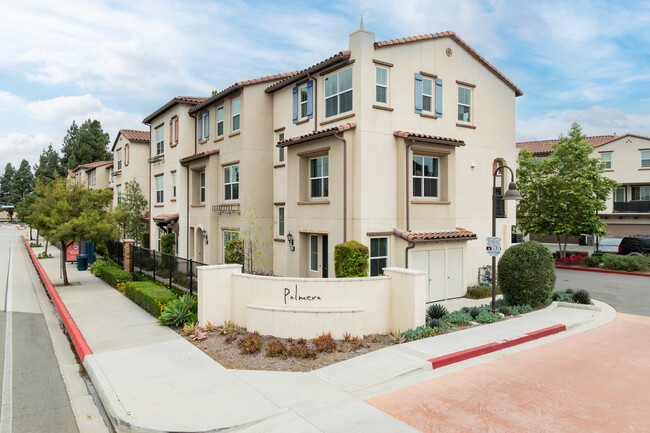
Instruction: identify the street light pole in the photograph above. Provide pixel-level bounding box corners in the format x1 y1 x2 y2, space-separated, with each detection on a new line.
491 164 522 312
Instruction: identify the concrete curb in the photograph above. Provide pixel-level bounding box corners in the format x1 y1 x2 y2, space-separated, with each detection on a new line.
427 324 567 369
22 236 92 362
556 265 650 278
556 301 601 311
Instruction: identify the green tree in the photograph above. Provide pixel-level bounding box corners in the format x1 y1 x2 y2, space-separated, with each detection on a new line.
34 144 65 182
114 181 148 244
0 163 16 220
61 119 111 169
516 123 619 257
11 159 34 204
34 179 116 285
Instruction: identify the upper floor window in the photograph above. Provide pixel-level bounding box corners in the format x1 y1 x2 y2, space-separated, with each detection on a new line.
170 116 179 146
642 150 650 168
216 106 224 137
203 111 210 140
198 114 203 142
278 207 285 237
224 165 239 201
414 73 442 117
375 66 388 104
156 175 164 203
172 171 177 198
116 185 122 205
458 86 472 123
292 81 313 123
601 153 612 169
156 127 164 155
631 185 650 201
370 237 388 277
232 98 240 131
325 68 352 118
309 156 328 198
277 132 285 162
614 187 625 203
117 149 122 170
199 171 206 203
413 155 439 198
87 172 92 185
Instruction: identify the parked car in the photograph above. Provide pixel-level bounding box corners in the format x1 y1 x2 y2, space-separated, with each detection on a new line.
595 237 623 254
618 235 650 255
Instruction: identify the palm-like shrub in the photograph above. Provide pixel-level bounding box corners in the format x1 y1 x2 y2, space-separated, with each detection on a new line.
426 303 448 320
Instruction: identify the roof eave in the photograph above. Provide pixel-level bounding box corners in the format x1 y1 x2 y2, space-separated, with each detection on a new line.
189 85 243 114
265 52 351 94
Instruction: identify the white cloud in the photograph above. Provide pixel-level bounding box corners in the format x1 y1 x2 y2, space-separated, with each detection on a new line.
0 132 54 169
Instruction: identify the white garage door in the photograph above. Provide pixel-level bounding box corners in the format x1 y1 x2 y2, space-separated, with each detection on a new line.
411 248 464 302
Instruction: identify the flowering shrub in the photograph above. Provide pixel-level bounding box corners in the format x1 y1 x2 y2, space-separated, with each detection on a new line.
554 254 586 265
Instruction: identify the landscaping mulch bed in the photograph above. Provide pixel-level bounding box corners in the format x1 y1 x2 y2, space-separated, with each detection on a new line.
175 326 397 372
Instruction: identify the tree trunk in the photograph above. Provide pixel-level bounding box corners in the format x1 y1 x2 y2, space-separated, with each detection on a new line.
61 241 69 285
556 234 563 258
44 239 49 255
30 228 33 240
36 232 40 244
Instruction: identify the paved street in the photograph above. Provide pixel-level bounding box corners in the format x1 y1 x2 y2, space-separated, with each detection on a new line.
0 226 79 432
556 269 650 316
368 313 650 432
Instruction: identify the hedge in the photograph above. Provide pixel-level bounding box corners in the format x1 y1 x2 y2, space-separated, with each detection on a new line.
161 233 175 255
334 240 369 278
92 260 132 287
124 281 176 318
601 254 649 272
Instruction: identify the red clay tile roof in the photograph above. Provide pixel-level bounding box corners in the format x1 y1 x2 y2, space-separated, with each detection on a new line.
393 227 477 243
277 123 356 147
153 213 179 224
72 161 113 172
393 130 465 146
265 51 352 93
517 135 620 155
375 31 523 97
143 96 210 124
112 129 150 151
190 72 300 114
179 148 220 165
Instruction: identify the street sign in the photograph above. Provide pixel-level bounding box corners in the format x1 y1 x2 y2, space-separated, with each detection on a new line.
1 205 14 209
486 236 502 257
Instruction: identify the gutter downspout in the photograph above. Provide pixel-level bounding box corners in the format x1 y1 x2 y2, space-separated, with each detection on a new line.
307 73 317 132
188 113 197 256
405 242 415 268
405 138 415 232
333 132 347 242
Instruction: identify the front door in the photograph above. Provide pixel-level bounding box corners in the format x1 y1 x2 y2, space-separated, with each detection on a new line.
322 235 328 278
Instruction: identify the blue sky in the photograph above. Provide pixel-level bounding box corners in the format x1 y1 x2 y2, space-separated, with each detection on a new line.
1 0 649 169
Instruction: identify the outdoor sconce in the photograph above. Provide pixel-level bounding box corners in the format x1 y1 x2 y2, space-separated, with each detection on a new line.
287 231 295 251
202 229 208 245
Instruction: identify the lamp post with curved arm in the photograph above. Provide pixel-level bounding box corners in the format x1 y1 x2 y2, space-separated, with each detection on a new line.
492 164 522 312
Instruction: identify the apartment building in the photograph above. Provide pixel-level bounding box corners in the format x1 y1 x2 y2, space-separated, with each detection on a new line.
267 25 522 301
68 161 113 190
517 133 650 238
111 129 151 208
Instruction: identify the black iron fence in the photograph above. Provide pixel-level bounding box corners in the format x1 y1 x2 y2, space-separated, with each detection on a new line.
105 239 124 267
131 245 204 295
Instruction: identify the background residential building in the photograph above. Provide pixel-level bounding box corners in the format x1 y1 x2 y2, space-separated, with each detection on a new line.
111 129 151 209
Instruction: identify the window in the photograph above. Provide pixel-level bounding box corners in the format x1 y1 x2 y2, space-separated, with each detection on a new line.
293 81 313 123
278 207 284 236
87 172 92 185
324 68 353 118
203 111 209 140
458 87 472 122
156 175 164 203
117 149 122 170
216 106 224 137
413 155 439 198
309 156 328 198
601 153 612 169
199 171 205 203
156 127 164 155
376 67 388 104
370 237 388 277
277 132 285 162
232 98 240 131
422 77 433 113
223 230 239 255
198 114 203 142
125 144 129 166
157 228 163 252
631 185 650 201
224 165 239 201
170 116 178 145
614 187 626 202
642 150 650 168
310 235 318 272
299 84 309 119
172 172 177 198
116 185 122 205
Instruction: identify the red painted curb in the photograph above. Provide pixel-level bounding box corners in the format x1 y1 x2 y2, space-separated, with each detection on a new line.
555 265 650 278
428 324 567 369
22 236 92 362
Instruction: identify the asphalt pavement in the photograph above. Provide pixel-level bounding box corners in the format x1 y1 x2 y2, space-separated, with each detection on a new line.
0 226 79 432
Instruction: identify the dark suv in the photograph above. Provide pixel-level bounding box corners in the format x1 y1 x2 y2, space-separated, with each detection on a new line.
618 235 650 255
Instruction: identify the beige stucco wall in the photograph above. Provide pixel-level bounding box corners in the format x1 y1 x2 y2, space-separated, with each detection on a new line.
112 136 150 210
198 264 425 339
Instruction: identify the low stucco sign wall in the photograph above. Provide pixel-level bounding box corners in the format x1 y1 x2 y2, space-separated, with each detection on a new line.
198 265 426 339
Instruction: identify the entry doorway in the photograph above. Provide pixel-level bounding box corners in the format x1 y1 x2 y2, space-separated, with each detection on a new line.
322 235 328 278
308 234 329 278
411 247 464 302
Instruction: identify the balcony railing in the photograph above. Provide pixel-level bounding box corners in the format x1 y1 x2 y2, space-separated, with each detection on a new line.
613 201 650 213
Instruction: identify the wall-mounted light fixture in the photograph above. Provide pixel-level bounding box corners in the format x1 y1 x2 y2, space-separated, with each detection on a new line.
202 229 208 245
287 231 295 251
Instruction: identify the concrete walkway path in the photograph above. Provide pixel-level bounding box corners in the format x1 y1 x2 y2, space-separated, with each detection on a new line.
27 240 616 432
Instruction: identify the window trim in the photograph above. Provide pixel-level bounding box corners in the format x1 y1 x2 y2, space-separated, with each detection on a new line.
309 155 329 199
458 86 472 123
223 164 239 202
369 237 388 277
232 98 241 132
412 155 440 199
155 175 164 204
309 234 318 272
324 67 353 118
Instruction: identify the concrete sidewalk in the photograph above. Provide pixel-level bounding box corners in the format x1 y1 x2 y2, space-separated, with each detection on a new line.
28 242 616 433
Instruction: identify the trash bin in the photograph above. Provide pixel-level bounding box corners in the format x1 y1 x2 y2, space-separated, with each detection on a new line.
579 235 587 246
77 254 88 271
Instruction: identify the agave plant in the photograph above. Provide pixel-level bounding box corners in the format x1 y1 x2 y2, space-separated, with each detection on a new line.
158 294 196 326
572 289 591 305
426 303 448 321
